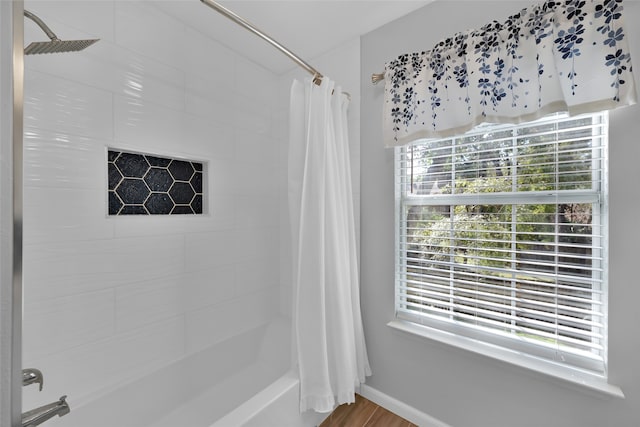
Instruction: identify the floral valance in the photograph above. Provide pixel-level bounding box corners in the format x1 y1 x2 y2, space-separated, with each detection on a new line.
383 0 636 147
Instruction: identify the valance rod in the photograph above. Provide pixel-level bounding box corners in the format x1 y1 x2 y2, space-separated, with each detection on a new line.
200 0 323 86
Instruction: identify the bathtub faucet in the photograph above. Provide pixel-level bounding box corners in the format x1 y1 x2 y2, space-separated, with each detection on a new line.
22 368 43 391
22 395 70 427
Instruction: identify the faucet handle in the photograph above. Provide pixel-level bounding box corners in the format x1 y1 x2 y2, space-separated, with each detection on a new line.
22 368 43 391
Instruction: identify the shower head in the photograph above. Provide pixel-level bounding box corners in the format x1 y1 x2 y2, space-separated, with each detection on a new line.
24 39 99 55
23 10 99 55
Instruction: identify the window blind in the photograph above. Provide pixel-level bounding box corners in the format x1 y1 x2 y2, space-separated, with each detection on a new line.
395 112 608 374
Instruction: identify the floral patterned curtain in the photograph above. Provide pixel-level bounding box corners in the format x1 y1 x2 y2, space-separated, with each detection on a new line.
383 0 636 147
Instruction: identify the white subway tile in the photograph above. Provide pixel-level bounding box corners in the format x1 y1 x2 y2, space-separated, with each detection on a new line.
23 129 106 189
27 40 184 111
182 114 234 160
110 215 187 237
23 241 113 301
205 194 236 231
235 195 279 229
235 254 280 297
233 93 273 135
184 77 235 125
234 56 278 106
111 48 186 111
184 265 236 312
185 230 237 271
24 235 185 301
23 316 185 407
18 0 301 405
23 187 115 244
116 275 186 332
22 289 116 359
234 162 279 197
109 234 186 280
24 1 114 43
235 227 279 261
113 94 184 150
235 129 278 166
25 41 116 94
115 2 184 68
24 70 113 140
207 155 238 196
183 27 236 92
184 288 277 354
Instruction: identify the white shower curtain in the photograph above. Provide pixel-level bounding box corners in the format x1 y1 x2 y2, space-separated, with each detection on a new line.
289 77 371 413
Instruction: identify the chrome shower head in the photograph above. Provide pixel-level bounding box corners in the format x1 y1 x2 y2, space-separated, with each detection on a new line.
24 39 99 55
24 10 99 55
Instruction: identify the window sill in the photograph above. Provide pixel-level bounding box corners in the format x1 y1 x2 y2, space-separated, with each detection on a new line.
387 319 624 399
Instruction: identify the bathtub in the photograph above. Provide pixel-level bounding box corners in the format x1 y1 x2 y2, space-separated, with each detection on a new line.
47 317 327 427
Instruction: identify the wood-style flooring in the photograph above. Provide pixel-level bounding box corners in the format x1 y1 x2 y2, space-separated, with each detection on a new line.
319 394 418 427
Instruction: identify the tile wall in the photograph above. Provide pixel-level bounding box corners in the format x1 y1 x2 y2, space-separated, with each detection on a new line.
21 0 281 409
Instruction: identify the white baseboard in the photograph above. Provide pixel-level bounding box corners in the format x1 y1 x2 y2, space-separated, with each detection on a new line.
359 384 452 427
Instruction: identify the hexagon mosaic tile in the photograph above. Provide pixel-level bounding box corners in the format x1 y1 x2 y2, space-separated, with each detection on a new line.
108 150 204 215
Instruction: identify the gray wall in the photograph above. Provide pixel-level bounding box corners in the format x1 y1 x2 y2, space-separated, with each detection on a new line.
360 2 640 426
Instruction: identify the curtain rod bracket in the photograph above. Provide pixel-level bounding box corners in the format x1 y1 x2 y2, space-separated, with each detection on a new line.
371 73 385 84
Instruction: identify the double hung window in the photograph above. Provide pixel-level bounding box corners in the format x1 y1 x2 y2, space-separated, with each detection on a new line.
395 112 608 375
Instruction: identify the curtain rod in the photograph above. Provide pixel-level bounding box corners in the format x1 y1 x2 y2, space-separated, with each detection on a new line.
200 0 323 86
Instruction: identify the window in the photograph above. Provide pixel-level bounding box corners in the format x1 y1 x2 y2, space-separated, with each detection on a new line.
395 112 608 376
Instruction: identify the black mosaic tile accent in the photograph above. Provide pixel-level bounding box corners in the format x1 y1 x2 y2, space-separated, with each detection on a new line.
108 192 123 215
145 155 172 167
169 182 195 205
172 205 194 215
120 205 148 215
116 178 149 204
107 150 119 162
144 168 173 192
116 152 149 178
108 150 204 216
168 160 194 181
191 172 203 194
191 195 203 214
108 163 123 190
145 193 173 215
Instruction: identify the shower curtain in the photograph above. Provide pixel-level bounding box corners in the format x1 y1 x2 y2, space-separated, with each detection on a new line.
289 77 371 413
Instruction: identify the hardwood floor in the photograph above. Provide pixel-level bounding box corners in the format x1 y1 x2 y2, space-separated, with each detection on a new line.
319 394 417 427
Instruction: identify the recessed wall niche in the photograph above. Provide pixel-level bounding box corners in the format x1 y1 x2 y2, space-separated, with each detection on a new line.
108 150 204 215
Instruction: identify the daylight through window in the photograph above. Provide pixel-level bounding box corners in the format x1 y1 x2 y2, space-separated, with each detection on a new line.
395 112 608 375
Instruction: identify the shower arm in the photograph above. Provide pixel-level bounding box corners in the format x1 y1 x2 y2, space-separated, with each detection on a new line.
200 0 323 86
23 10 61 42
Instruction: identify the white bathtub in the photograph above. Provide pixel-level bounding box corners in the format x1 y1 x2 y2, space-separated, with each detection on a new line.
210 370 326 427
47 317 326 427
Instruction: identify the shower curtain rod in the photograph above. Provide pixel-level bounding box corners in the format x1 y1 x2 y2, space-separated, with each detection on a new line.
201 0 323 86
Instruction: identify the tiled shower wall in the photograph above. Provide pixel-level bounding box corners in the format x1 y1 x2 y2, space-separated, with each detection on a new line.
22 1 281 408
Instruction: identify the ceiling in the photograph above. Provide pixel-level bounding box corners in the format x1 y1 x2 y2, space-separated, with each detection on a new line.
155 0 433 74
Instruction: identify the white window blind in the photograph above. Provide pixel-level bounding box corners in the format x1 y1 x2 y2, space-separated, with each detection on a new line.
395 112 608 375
